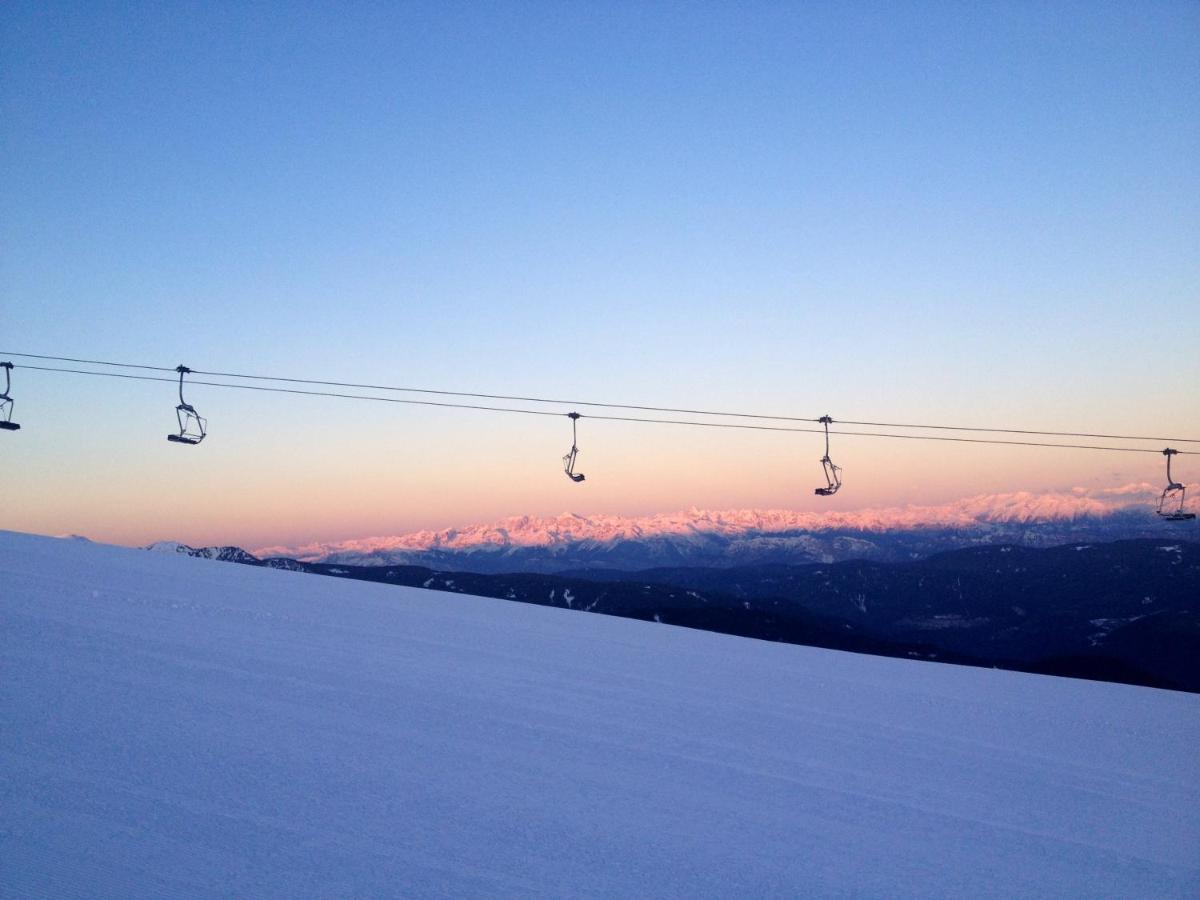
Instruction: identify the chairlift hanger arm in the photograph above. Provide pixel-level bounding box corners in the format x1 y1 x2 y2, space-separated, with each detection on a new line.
815 415 840 495
819 415 832 457
1157 448 1196 520
176 365 192 408
167 365 206 444
1164 448 1181 486
0 362 19 430
563 412 585 482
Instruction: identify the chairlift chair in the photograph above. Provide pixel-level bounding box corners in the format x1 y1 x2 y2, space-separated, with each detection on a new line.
1157 448 1195 521
814 415 841 495
167 365 206 445
563 412 585 482
0 362 19 431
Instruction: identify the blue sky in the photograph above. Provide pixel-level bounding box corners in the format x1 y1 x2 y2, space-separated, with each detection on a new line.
3 1 1198 545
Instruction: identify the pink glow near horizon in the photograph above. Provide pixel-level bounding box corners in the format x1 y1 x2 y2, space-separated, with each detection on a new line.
3 398 1195 549
250 482 1196 559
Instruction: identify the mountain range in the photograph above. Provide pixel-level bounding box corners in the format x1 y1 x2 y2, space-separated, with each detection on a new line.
251 488 1198 573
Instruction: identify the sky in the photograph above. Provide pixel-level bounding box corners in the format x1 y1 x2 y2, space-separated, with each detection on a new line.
2 1 1198 547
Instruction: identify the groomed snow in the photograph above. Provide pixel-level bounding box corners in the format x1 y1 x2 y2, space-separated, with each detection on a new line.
2 530 1198 897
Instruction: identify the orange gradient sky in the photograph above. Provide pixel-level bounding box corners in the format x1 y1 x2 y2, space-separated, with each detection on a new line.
3 368 1195 548
3 3 1198 546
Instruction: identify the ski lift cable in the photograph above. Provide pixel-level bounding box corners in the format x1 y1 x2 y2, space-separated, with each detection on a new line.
15 365 568 418
0 351 825 422
582 410 1182 453
4 351 1198 445
0 352 176 373
15 363 1191 456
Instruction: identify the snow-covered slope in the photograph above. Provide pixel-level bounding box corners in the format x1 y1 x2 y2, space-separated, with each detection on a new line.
2 530 1198 897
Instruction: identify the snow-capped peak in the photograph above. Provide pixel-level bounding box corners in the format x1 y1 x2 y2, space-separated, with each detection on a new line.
254 486 1184 565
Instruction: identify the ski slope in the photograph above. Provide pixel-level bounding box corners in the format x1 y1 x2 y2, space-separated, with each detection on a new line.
2 530 1198 898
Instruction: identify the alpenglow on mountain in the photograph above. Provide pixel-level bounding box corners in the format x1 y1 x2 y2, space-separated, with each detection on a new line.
253 488 1196 573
